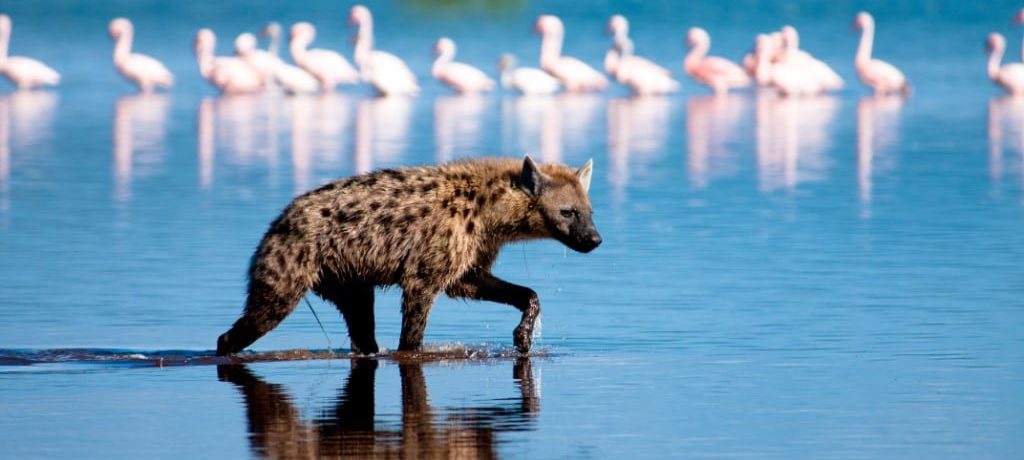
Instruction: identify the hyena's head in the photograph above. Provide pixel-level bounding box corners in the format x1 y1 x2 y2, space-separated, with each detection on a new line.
520 155 603 253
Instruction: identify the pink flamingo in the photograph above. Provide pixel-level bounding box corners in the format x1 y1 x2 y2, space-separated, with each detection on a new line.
684 27 750 95
853 12 909 95
236 33 319 94
432 37 495 94
986 33 1024 96
605 15 670 77
349 5 419 96
1015 9 1024 62
535 15 608 92
108 18 173 93
289 22 358 92
193 28 264 95
497 54 560 95
612 39 679 95
756 34 822 96
0 15 59 90
779 25 843 91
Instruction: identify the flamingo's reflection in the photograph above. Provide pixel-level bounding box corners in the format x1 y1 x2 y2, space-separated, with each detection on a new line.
607 95 671 199
856 95 903 207
218 358 539 459
0 92 57 212
113 93 169 202
755 92 838 192
289 93 352 193
356 96 411 175
685 94 747 189
988 95 1024 192
434 94 488 163
502 94 603 167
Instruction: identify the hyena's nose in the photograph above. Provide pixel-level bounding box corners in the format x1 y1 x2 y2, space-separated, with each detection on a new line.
587 232 603 250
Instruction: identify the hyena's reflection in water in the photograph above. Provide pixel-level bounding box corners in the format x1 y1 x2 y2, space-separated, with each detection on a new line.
217 359 539 459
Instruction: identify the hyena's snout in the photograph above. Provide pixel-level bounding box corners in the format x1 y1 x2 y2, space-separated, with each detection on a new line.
571 220 602 253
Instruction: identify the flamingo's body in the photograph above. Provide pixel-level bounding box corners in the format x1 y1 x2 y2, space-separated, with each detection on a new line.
755 35 822 96
236 32 318 95
288 22 358 92
535 15 607 92
987 33 1024 96
109 18 173 93
611 39 679 95
853 12 909 95
193 28 264 95
0 15 59 90
497 54 560 95
349 5 419 96
779 26 843 91
432 37 494 94
603 15 676 95
684 27 750 95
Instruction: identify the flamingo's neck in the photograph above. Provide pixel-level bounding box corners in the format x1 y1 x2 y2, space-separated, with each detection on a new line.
353 21 374 67
989 43 1004 80
196 41 214 79
432 47 453 78
684 39 709 72
539 29 562 68
499 65 513 88
604 47 619 74
268 30 280 57
289 37 308 65
113 29 133 66
0 23 9 63
855 22 874 67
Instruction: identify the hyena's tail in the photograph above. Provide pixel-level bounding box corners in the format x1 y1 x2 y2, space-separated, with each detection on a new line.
216 233 316 356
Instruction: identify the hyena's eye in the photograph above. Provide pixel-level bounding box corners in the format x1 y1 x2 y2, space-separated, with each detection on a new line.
560 208 577 218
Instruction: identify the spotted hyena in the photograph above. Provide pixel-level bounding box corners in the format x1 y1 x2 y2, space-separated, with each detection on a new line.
216 155 601 355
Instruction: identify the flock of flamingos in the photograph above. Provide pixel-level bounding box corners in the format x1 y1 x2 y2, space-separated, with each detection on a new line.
1 6 1022 97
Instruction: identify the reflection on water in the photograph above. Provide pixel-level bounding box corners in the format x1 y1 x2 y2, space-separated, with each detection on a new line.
755 92 838 191
0 92 58 213
988 96 1024 194
113 94 170 202
356 96 412 175
218 359 538 459
686 94 746 189
857 95 903 209
435 95 488 163
607 96 670 199
289 94 352 193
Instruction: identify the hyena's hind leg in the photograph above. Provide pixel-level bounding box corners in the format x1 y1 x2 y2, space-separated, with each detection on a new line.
312 273 379 355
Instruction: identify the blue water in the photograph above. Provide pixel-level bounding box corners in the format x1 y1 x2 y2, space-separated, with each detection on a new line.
1 0 1023 458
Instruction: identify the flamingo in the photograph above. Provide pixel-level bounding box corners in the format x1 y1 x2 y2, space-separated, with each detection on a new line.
852 12 909 95
193 28 264 95
261 22 283 57
779 25 844 91
986 33 1024 96
1015 9 1024 62
756 34 822 96
108 18 173 93
535 15 608 92
605 15 670 78
235 32 318 95
432 37 495 94
0 14 59 90
684 27 750 95
612 39 679 95
349 4 419 96
497 54 560 95
288 22 358 92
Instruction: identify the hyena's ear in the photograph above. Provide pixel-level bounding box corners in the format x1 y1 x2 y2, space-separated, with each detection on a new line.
576 158 593 194
519 154 546 197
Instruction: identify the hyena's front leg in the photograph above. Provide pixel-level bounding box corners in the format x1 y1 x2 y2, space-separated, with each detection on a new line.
447 271 541 353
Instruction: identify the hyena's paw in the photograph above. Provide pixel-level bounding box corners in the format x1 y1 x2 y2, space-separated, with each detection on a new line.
513 324 533 353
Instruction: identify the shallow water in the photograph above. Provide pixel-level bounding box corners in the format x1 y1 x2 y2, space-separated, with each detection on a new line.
1 0 1023 458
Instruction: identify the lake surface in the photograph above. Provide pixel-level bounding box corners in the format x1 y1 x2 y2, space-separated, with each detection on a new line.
1 0 1023 458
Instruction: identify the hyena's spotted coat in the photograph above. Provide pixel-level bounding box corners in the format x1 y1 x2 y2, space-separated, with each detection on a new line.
216 156 601 355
